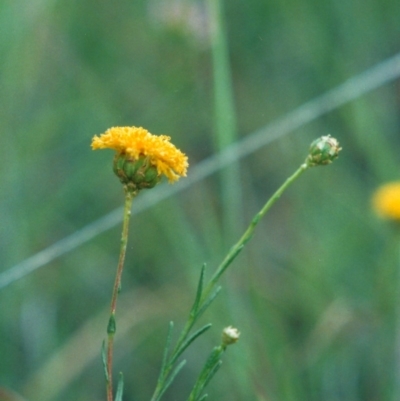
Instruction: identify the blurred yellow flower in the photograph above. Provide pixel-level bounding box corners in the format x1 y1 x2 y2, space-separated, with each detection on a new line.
91 126 188 183
372 182 400 220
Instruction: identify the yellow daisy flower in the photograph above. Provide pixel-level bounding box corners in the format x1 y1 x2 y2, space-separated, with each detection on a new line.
91 126 188 184
372 182 400 220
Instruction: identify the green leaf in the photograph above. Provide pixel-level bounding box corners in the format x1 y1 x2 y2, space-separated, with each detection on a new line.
154 360 187 401
197 286 222 318
190 360 222 401
101 340 109 382
188 347 225 401
160 321 174 376
203 347 223 370
202 360 222 391
191 264 206 315
171 324 212 365
115 372 124 401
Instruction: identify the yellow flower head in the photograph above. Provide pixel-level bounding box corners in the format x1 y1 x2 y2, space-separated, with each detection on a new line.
372 182 400 220
91 126 188 184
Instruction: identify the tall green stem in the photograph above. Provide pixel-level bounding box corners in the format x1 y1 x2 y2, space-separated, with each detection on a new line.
106 188 134 401
201 162 309 301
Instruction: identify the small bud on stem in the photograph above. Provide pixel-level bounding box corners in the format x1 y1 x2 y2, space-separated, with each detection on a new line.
221 326 240 346
306 135 341 167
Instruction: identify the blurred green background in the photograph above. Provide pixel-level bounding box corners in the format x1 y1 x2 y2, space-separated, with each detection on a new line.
1 0 400 400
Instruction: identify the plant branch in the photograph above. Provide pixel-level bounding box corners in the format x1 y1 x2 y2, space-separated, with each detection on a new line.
106 188 134 401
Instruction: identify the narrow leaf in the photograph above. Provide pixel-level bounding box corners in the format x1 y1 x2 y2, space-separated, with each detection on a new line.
197 286 222 318
101 340 109 382
188 347 223 401
202 360 222 390
154 360 187 401
202 347 223 372
172 324 212 365
193 360 222 401
153 321 175 396
115 372 124 401
191 264 206 314
160 321 174 375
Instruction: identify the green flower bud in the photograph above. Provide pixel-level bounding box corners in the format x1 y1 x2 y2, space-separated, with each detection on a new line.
113 153 161 191
306 135 341 167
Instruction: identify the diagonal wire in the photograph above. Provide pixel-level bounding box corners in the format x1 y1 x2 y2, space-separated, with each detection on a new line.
1 52 400 290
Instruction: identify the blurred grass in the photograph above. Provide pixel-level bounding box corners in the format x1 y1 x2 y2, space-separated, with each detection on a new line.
1 0 400 400
207 0 241 243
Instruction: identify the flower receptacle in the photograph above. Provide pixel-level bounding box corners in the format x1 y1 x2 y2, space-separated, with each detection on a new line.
113 154 161 191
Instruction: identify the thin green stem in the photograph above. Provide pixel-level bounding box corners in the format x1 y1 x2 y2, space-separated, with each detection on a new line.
201 162 309 301
106 188 135 401
150 162 309 401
